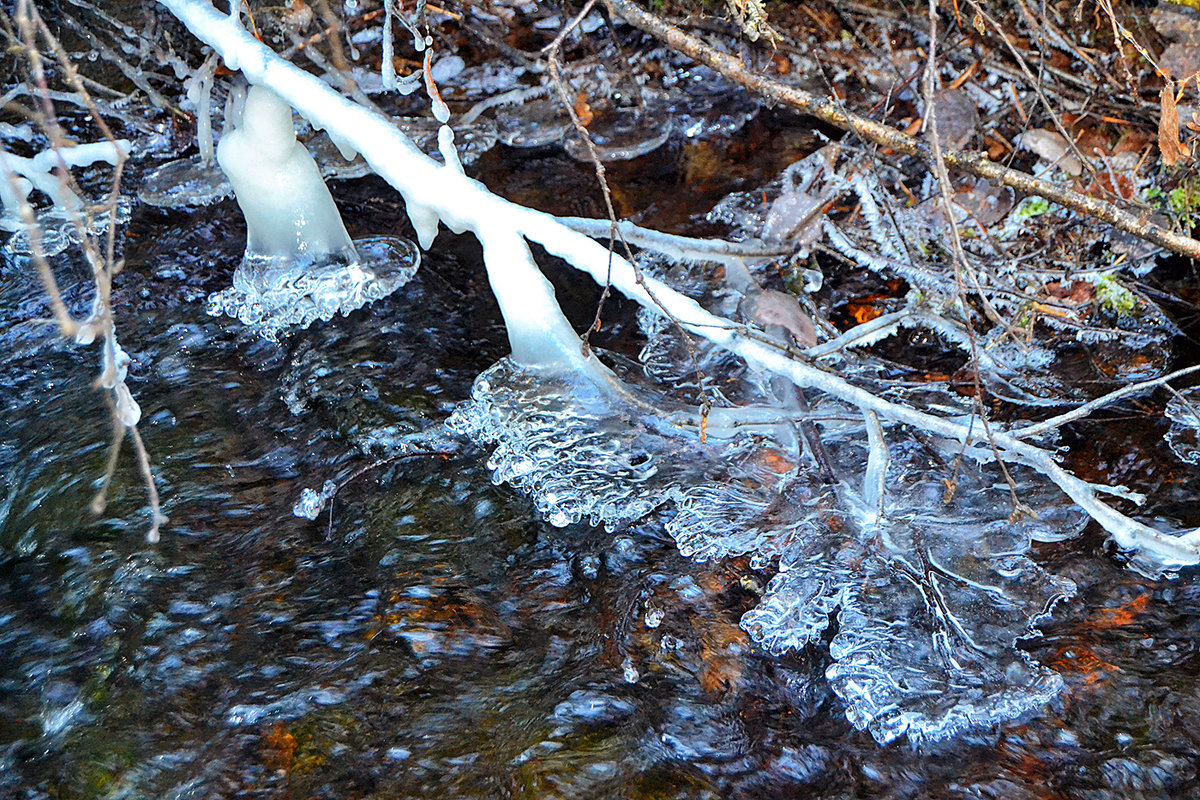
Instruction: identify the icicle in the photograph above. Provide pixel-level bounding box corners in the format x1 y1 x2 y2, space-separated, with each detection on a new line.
861 409 886 521
192 54 218 164
423 50 450 124
381 0 397 90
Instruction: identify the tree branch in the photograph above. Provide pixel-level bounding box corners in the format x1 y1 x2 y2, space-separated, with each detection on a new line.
601 0 1200 261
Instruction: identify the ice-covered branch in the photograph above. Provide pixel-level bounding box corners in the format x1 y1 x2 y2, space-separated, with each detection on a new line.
157 0 1200 569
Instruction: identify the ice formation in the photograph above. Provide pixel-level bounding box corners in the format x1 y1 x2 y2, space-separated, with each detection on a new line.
159 0 1200 744
207 86 419 339
0 140 131 257
218 86 357 260
1165 387 1200 465
448 350 1086 745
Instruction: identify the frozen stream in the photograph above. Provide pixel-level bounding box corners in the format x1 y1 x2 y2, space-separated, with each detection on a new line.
3 108 1200 798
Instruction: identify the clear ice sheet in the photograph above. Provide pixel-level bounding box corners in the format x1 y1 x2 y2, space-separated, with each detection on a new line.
659 66 760 139
207 236 420 340
447 358 762 529
137 157 232 208
563 108 672 163
1165 387 1200 465
494 99 572 149
451 353 1087 745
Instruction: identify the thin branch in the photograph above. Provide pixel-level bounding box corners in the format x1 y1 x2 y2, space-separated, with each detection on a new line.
600 0 1200 261
1013 364 1200 440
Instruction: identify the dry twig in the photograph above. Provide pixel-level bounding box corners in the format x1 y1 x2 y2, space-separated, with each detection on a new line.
601 0 1200 261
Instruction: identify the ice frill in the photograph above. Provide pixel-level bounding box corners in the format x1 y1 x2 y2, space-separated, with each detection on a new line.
447 358 762 529
207 237 419 341
732 431 1083 745
450 355 1085 745
208 86 418 339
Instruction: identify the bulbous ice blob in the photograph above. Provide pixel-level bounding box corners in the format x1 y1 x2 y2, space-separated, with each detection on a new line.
217 86 356 261
209 86 419 339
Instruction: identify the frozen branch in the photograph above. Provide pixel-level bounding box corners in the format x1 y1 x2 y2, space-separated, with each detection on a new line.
157 0 1200 569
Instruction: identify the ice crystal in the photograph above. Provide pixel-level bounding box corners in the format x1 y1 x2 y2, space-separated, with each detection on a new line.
452 355 1086 745
207 237 420 340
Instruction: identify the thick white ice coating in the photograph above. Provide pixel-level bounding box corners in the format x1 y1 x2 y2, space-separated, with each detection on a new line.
1 140 131 213
216 86 356 261
158 0 1200 569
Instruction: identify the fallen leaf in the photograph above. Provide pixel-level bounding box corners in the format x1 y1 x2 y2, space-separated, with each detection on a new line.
574 90 594 128
1018 128 1085 176
1160 81 1191 165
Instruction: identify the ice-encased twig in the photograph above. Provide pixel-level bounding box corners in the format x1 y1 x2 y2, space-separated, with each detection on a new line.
558 215 793 263
1012 364 1200 441
157 0 1200 569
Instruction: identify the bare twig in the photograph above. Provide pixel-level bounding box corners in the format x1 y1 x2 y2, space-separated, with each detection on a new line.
601 0 1200 261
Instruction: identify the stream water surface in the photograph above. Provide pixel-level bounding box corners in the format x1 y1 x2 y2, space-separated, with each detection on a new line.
4 106 1200 800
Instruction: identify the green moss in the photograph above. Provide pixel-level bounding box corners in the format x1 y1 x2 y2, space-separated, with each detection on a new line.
1093 274 1138 317
1015 197 1052 218
1148 175 1200 228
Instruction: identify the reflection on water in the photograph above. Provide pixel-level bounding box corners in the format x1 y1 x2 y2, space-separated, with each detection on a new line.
3 112 1200 799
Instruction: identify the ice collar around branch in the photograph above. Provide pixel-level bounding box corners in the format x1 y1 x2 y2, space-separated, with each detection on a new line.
208 86 419 340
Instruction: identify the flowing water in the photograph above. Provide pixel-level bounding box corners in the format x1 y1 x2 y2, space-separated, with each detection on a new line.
4 107 1200 799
